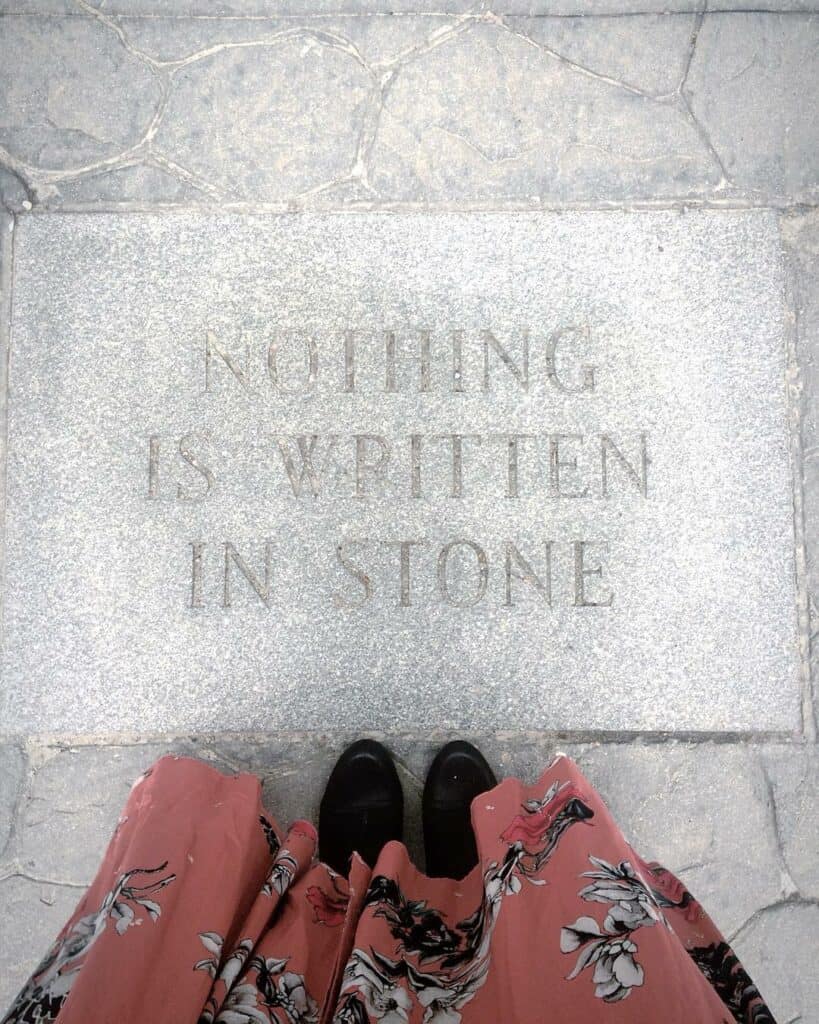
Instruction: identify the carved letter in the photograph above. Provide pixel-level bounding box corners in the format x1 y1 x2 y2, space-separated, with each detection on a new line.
147 436 160 499
573 540 613 607
601 434 649 497
501 435 532 499
411 434 423 499
504 542 552 606
277 435 336 498
546 326 596 393
344 330 356 393
355 435 391 498
385 539 426 607
452 329 465 393
483 329 529 391
267 335 318 393
190 541 205 608
334 540 373 609
437 539 489 608
205 329 250 393
223 541 272 608
549 434 589 499
177 433 214 502
385 330 432 393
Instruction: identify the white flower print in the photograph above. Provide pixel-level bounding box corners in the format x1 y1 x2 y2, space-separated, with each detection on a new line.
341 950 412 1024
216 983 271 1024
195 931 224 978
263 850 298 898
561 916 644 1002
561 856 665 1003
578 857 665 932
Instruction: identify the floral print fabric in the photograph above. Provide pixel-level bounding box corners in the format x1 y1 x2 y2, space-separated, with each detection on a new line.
2 754 775 1024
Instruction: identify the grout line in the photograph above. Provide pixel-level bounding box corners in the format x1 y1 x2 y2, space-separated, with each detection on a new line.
0 8 817 17
9 199 819 215
2 729 808 747
780 216 819 741
0 213 14 678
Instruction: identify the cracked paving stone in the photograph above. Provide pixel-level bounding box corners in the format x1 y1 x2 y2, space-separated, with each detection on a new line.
760 746 819 900
732 902 819 1023
370 21 719 202
569 743 796 938
0 15 162 173
116 14 443 69
154 37 373 199
0 876 79 1011
686 14 819 200
9 743 197 884
504 14 698 97
0 745 25 857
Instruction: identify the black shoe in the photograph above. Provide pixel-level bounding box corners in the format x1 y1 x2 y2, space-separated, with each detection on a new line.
423 740 497 880
319 739 403 875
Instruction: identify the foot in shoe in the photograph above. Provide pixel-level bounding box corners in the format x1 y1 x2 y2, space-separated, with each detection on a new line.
319 739 404 875
423 740 497 880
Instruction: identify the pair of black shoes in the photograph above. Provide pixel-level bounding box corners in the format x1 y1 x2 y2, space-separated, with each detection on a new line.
319 739 497 879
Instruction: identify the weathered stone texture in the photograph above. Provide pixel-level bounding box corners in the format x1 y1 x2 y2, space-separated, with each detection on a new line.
570 743 798 938
155 39 373 199
2 0 817 13
0 16 161 172
370 21 719 202
686 15 819 200
0 12 817 205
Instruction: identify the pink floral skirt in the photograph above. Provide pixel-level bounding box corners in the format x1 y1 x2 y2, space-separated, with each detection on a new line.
2 754 774 1024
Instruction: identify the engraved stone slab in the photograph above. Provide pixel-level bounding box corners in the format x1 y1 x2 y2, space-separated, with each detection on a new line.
0 212 800 734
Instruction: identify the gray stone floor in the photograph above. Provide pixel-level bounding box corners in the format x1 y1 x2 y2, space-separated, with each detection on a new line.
1 3 819 1021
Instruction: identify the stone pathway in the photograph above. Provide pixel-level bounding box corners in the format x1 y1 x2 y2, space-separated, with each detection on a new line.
1 3 818 1021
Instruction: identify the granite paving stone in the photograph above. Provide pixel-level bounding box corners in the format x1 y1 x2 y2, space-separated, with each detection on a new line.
3 0 816 14
571 743 798 938
0 210 800 735
504 14 698 98
51 162 209 205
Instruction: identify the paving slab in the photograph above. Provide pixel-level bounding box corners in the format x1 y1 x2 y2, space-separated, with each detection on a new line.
1 13 818 207
0 210 801 735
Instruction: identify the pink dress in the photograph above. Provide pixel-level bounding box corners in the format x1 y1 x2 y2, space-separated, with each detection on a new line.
2 754 774 1024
